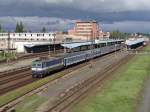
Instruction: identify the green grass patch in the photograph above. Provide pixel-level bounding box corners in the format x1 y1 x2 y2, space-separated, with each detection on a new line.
0 52 5 60
0 52 16 60
0 70 69 106
72 46 150 112
14 94 47 112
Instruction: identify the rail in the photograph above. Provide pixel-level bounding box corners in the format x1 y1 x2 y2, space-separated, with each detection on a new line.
46 54 133 112
0 51 122 112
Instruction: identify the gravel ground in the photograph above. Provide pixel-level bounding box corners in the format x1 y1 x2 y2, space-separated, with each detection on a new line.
0 58 38 72
0 53 64 72
36 52 128 112
137 75 150 112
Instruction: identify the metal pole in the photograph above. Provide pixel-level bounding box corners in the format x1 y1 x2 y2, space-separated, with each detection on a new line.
115 44 117 58
53 33 56 54
8 32 10 53
7 32 10 63
48 46 50 56
64 37 66 54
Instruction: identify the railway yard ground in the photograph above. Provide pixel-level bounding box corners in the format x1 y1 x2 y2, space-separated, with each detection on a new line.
1 46 150 112
71 45 150 112
0 58 37 72
0 51 64 72
0 50 130 112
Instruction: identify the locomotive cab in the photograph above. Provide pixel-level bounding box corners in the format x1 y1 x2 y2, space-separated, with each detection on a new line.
32 60 45 78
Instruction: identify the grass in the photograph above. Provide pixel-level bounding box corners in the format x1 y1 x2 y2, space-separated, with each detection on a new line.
0 52 16 60
0 70 69 107
0 52 5 60
72 46 150 112
14 94 47 112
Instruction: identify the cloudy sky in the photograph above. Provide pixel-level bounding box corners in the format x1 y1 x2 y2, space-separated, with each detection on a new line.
0 0 150 33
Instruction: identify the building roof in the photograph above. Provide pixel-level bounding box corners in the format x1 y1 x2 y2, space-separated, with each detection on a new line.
62 39 123 49
125 38 144 46
24 43 51 48
76 20 97 23
61 42 92 49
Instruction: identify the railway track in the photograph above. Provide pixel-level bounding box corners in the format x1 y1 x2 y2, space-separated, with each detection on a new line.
0 66 30 78
0 49 64 64
0 71 31 85
46 47 145 112
0 45 145 112
0 71 35 95
46 54 134 112
0 51 115 96
0 50 123 112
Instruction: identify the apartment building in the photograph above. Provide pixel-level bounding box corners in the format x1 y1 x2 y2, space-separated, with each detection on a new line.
68 20 101 40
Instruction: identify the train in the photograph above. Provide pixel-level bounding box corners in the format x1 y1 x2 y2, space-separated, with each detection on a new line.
31 44 122 78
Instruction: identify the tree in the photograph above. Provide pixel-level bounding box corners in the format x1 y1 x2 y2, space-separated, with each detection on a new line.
15 22 24 33
15 23 20 33
0 24 2 32
19 22 24 32
0 24 5 33
110 30 128 39
42 27 46 33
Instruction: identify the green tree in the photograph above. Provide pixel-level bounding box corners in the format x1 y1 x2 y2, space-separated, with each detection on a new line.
42 27 46 33
0 24 5 32
110 30 128 39
20 22 24 32
15 23 20 32
0 24 2 32
15 22 24 33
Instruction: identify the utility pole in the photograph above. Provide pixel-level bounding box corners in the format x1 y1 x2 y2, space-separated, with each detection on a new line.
63 37 66 54
8 32 10 53
53 33 56 54
48 45 51 57
7 31 10 63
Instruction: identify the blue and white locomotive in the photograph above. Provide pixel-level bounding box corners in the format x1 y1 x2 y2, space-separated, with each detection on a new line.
32 44 121 78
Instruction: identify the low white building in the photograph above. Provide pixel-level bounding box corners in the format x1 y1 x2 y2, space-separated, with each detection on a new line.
0 33 63 53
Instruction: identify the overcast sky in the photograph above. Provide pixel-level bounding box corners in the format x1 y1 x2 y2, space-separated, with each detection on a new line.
0 0 150 33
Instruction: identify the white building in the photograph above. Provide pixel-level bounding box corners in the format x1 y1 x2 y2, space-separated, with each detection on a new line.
0 33 62 53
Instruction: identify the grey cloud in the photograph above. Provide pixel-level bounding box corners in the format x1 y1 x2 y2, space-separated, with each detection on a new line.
0 0 150 33
101 21 150 33
0 0 149 22
0 16 150 33
0 16 75 32
1 0 150 13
